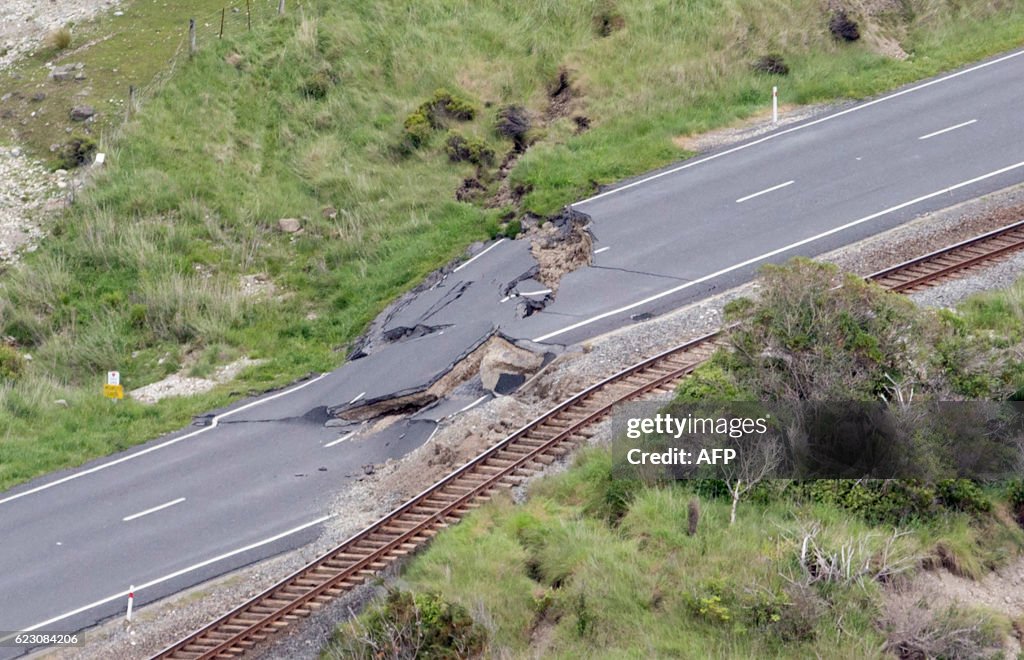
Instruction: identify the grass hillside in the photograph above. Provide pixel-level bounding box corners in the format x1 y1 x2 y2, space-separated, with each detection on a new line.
3 0 1024 489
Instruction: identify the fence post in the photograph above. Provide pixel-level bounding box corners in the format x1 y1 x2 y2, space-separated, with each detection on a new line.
219 8 225 39
125 85 135 121
189 18 197 56
247 0 252 30
278 0 285 15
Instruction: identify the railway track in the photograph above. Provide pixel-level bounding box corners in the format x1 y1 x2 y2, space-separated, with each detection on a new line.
867 219 1024 292
153 332 722 659
155 219 1024 659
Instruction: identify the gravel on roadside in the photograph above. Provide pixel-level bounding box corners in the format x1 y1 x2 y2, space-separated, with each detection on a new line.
1 0 122 70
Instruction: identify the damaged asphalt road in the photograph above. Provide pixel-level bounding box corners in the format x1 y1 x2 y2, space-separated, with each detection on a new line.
5 47 1024 648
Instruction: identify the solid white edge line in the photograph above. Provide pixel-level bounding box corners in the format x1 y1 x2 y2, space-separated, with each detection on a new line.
457 395 489 414
0 373 331 508
574 49 1024 206
533 159 1024 343
324 431 356 448
918 118 977 140
0 514 333 640
349 391 366 404
594 246 611 254
735 180 795 204
453 238 505 272
518 289 553 297
122 497 186 522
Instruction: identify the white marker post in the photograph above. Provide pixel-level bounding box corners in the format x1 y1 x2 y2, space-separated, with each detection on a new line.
126 585 136 645
772 86 778 124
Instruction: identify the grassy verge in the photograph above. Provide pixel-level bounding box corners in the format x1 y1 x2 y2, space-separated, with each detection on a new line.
3 0 1024 491
324 449 1024 658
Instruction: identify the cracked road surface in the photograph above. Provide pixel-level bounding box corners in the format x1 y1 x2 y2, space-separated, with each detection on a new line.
3 48 1024 653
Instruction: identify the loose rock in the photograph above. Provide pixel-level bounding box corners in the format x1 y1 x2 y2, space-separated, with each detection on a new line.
69 105 95 121
277 217 301 233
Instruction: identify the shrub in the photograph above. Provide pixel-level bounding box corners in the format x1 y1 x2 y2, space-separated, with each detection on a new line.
444 131 494 166
46 27 72 51
796 480 939 525
57 133 98 169
428 89 476 122
445 131 470 161
686 583 733 624
721 259 993 402
883 603 1007 660
775 582 825 641
128 304 148 330
330 589 486 659
1008 480 1024 527
404 89 476 149
403 110 433 147
495 105 531 151
829 10 860 42
0 346 24 382
595 474 639 525
935 479 991 516
674 360 745 401
753 54 789 76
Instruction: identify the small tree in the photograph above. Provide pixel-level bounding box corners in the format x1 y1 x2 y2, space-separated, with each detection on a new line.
722 431 782 525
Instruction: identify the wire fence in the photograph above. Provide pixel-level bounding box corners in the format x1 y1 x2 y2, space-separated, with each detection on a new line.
120 0 307 124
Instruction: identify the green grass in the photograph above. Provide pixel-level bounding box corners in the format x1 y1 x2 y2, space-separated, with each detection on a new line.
957 276 1024 341
4 0 1024 491
327 449 1023 658
0 0 278 160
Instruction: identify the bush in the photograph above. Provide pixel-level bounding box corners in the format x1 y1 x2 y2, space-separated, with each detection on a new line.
495 105 531 151
404 89 476 149
0 345 24 382
883 603 1007 660
722 259 991 402
330 589 486 659
595 474 639 525
57 133 98 169
46 27 72 51
403 110 434 147
797 480 940 525
829 10 860 42
935 479 991 516
428 89 475 122
1008 480 1024 527
775 583 825 641
444 131 494 166
753 54 789 76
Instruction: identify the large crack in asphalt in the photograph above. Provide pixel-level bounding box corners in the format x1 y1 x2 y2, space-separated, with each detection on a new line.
325 214 592 428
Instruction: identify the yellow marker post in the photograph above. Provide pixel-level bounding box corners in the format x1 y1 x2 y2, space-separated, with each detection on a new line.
103 384 124 400
105 371 123 401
